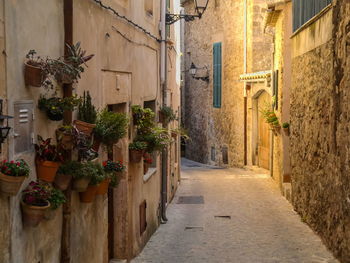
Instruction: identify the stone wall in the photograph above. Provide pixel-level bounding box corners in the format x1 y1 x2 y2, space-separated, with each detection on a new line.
290 2 350 261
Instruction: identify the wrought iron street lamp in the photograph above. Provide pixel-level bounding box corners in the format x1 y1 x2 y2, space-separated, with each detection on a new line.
166 0 209 25
189 63 209 82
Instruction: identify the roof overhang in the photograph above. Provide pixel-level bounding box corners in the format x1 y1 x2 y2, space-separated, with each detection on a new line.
239 71 272 83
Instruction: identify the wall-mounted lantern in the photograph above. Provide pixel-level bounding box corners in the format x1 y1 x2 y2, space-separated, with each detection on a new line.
166 0 209 25
189 63 209 83
0 99 13 144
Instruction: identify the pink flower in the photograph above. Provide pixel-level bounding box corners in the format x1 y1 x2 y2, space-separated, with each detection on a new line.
10 160 14 164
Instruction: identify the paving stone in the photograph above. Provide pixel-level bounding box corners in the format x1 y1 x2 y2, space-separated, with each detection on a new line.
132 160 338 263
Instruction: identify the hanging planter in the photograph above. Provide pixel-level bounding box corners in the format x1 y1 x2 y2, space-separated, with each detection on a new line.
158 106 177 125
75 91 97 136
103 160 125 189
54 173 72 191
35 136 63 183
21 181 51 227
79 185 99 203
72 177 91 192
56 125 75 150
38 96 81 122
0 159 30 196
95 178 111 195
282 123 290 136
24 50 47 87
129 141 147 163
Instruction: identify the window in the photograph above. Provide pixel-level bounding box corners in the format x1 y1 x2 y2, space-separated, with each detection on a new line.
213 42 222 108
144 0 153 16
293 0 332 31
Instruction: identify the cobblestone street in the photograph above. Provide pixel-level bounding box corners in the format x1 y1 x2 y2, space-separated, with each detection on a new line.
132 159 338 263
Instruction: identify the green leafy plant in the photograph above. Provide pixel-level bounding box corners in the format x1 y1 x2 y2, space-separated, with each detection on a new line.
46 42 94 84
171 127 190 141
81 162 106 186
131 105 155 130
159 106 177 123
57 161 83 178
94 109 129 149
282 122 290 128
48 187 66 210
38 95 81 121
129 141 148 151
78 91 97 124
136 127 171 153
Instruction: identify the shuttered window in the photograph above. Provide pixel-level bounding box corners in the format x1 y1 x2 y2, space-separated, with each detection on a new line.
293 0 332 31
213 42 222 108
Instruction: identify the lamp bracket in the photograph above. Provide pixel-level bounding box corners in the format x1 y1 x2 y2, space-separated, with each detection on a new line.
166 13 200 25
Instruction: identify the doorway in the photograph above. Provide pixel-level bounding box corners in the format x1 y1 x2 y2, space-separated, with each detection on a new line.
256 91 271 170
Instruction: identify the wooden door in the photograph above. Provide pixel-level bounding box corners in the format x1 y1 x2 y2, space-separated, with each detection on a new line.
257 92 270 170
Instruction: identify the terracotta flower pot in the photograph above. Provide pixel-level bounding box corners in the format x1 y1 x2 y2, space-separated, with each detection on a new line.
79 185 98 203
144 163 149 175
0 173 26 196
54 173 72 191
96 178 111 195
21 200 50 227
283 127 290 136
129 149 144 163
24 61 46 87
72 177 91 192
56 130 74 150
73 120 96 136
36 160 60 183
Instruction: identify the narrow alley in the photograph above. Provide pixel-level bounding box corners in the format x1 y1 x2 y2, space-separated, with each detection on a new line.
133 159 338 263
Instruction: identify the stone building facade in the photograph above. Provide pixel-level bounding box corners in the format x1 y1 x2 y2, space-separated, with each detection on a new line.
183 0 272 169
0 0 181 262
289 0 350 261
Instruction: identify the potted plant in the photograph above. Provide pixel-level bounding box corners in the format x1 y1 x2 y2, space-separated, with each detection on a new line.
159 106 177 124
35 136 63 182
0 159 30 196
65 161 88 192
137 127 171 153
79 162 106 203
45 186 66 220
56 125 75 150
282 122 290 136
54 161 77 190
132 105 155 129
143 154 152 175
98 160 126 194
74 91 97 136
171 127 190 141
129 141 147 163
93 109 129 152
38 95 81 121
21 181 51 227
24 50 47 87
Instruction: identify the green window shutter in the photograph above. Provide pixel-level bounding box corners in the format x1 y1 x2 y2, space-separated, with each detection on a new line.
213 42 222 108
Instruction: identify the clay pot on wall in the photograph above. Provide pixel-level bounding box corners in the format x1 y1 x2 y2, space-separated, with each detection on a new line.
129 149 144 163
73 120 96 136
96 178 111 195
79 185 98 203
21 200 50 227
0 173 26 196
24 62 46 87
72 177 91 192
283 127 290 136
36 160 60 183
56 130 74 150
54 173 72 191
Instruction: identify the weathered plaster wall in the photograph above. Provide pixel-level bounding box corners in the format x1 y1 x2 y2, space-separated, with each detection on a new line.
291 3 350 261
4 1 64 262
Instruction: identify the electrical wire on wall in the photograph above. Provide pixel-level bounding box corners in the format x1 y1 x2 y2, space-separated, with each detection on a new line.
91 0 163 43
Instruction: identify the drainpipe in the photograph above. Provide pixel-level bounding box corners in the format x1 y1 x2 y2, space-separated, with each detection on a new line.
160 0 168 223
243 0 248 165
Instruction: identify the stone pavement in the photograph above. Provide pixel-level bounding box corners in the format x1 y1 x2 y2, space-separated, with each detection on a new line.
132 159 338 263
